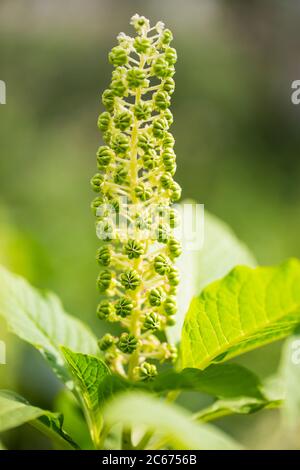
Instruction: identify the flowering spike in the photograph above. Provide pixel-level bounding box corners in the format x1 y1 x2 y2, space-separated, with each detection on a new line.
92 14 181 379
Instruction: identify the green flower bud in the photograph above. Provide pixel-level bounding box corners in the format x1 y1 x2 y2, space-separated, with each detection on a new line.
162 162 176 177
169 208 179 228
170 181 181 202
162 132 175 149
153 90 170 111
135 183 153 201
114 166 128 184
139 362 157 381
120 269 141 290
91 196 104 215
143 312 160 331
97 111 111 131
110 78 127 97
134 36 151 53
154 254 170 275
97 270 112 292
149 287 164 307
103 130 112 145
114 111 132 131
164 109 173 126
118 333 138 354
111 133 130 155
168 238 182 258
160 173 173 189
91 173 104 192
97 146 114 168
164 295 177 316
109 198 120 214
111 67 123 80
168 266 180 286
142 150 158 170
169 285 178 296
124 239 144 259
165 47 177 65
126 68 147 89
97 300 112 320
152 117 168 138
152 57 174 79
102 89 115 112
98 333 116 351
161 29 173 46
133 102 152 121
109 46 128 66
157 223 170 243
162 77 175 95
96 246 111 266
162 149 176 174
138 131 155 151
115 297 134 318
165 343 178 362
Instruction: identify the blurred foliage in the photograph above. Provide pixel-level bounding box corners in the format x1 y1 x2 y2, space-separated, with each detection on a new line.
0 0 300 449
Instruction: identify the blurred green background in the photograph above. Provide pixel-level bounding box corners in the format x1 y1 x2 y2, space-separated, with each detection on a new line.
1 0 300 449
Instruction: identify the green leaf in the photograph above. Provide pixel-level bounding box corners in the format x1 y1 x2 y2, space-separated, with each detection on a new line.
280 332 300 435
0 390 78 449
61 347 110 448
0 265 98 382
170 207 256 343
193 396 281 423
149 364 264 400
103 391 242 450
181 259 300 369
0 391 43 432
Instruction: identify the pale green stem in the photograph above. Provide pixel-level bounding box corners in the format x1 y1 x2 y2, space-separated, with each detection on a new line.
127 54 147 381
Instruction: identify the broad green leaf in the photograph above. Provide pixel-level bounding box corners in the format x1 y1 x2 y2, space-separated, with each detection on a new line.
193 396 281 423
0 390 78 449
280 332 300 437
149 364 264 399
103 391 242 450
0 391 42 432
181 259 300 369
0 265 98 382
169 207 256 343
61 347 110 448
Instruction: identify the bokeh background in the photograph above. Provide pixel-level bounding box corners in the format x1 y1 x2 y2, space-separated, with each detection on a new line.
1 0 300 449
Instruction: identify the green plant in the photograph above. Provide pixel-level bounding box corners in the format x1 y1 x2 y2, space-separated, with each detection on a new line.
0 14 300 450
92 14 179 382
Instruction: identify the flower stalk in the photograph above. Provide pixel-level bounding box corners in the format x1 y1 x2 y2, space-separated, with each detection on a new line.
91 14 181 381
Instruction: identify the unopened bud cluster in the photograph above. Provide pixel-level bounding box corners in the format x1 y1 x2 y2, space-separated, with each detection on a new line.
91 14 181 381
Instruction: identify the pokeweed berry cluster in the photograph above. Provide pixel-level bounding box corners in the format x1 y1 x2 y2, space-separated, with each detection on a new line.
91 14 181 381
